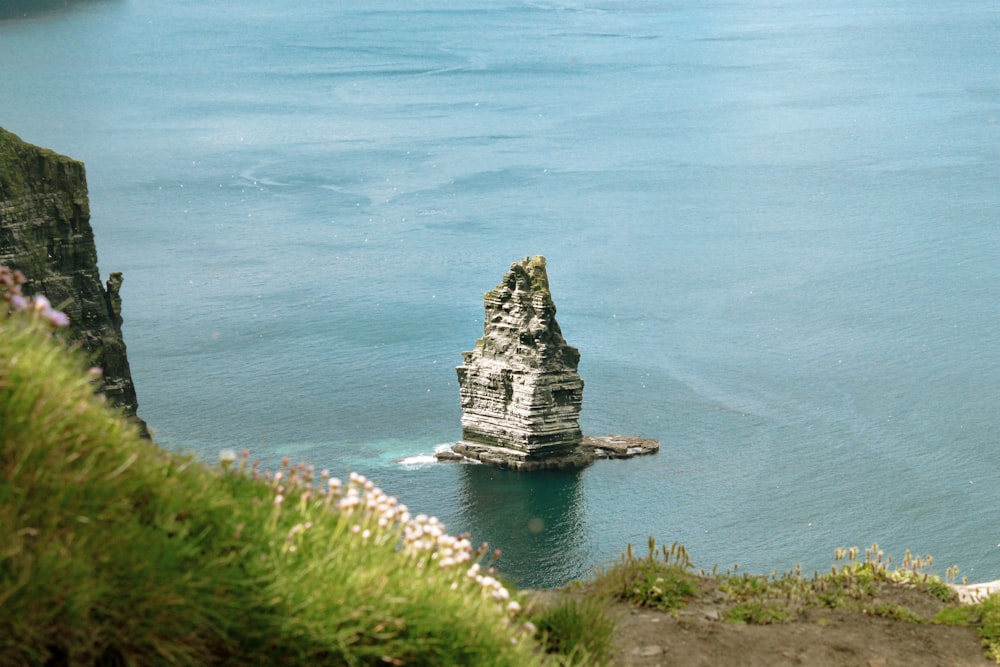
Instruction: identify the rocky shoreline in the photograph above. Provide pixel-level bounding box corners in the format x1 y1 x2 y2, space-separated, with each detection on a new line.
435 435 659 471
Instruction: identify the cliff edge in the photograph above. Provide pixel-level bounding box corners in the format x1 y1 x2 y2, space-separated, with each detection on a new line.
0 127 147 436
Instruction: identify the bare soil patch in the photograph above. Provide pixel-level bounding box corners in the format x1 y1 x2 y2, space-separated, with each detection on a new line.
529 582 993 667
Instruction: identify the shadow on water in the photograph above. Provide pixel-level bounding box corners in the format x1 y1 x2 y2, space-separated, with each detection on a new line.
457 464 589 590
0 0 119 21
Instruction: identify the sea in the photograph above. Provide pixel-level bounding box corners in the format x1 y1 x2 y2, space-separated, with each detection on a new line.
1 0 998 589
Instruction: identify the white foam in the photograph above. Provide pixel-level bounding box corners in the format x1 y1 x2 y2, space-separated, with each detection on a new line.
397 454 438 468
396 443 455 469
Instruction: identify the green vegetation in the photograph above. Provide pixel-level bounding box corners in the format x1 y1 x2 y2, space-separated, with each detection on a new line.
588 537 698 612
532 595 616 667
483 255 554 307
523 255 553 302
0 127 29 197
0 127 78 201
978 595 1000 662
0 273 547 666
712 544 961 622
723 600 792 624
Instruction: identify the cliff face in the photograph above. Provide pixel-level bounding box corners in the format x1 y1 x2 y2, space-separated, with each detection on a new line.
0 127 147 436
455 256 585 460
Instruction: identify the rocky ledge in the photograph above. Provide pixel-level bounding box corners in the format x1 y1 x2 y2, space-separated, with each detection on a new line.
436 435 659 471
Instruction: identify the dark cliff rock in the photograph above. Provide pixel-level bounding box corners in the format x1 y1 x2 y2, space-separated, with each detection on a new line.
0 127 148 436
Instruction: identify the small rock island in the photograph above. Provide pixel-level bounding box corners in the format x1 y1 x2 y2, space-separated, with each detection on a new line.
437 256 658 470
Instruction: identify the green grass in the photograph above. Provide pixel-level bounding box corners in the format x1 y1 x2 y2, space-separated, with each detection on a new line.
0 295 549 666
531 595 616 667
977 595 1000 662
0 127 80 204
707 542 964 625
722 600 792 624
588 537 698 612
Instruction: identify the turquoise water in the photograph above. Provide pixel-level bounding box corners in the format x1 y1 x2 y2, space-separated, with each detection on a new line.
2 0 999 588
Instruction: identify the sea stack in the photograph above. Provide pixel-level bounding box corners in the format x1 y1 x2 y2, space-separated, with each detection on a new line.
453 256 586 467
439 256 659 470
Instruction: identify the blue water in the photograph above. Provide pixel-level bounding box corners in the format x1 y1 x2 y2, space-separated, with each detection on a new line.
2 0 999 588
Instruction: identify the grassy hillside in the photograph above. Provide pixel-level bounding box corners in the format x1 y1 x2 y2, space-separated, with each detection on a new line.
0 267 553 666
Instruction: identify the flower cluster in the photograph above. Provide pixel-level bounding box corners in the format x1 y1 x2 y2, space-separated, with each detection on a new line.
232 453 524 617
327 472 522 612
1 265 69 327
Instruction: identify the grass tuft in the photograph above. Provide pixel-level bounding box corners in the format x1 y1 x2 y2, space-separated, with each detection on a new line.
589 537 698 612
976 595 1000 662
532 595 616 667
723 600 791 624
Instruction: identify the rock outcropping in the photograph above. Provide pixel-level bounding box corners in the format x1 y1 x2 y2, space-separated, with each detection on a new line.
0 127 147 436
454 256 585 463
440 435 660 470
437 256 659 470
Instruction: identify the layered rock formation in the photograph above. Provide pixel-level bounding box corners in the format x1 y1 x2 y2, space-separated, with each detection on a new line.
438 256 659 470
443 435 660 471
0 127 148 436
455 256 584 462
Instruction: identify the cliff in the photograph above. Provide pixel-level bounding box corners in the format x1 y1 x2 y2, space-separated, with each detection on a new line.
0 127 147 436
455 256 586 462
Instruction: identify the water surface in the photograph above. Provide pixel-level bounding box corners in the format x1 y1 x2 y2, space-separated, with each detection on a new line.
1 0 998 587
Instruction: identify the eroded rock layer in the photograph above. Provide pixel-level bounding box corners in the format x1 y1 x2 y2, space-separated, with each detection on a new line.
447 435 660 471
456 256 584 459
0 127 147 436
